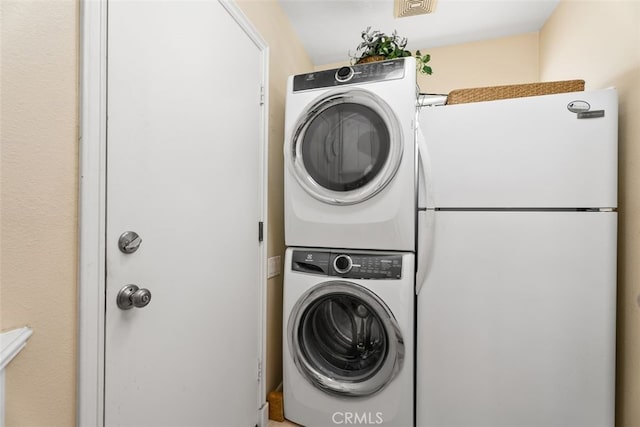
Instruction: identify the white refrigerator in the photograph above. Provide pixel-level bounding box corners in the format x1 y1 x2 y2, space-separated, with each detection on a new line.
416 88 618 427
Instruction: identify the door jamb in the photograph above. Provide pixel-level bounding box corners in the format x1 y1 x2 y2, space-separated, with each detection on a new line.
77 1 269 425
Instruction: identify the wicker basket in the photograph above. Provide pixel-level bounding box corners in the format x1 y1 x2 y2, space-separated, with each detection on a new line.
447 80 585 105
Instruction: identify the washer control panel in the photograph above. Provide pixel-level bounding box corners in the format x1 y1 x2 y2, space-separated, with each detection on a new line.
292 58 406 92
292 249 403 280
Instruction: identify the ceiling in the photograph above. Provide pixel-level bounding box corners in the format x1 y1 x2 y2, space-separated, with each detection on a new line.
278 0 560 66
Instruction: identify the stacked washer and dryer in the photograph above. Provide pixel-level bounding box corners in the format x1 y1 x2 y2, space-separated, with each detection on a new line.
282 58 618 427
282 58 418 427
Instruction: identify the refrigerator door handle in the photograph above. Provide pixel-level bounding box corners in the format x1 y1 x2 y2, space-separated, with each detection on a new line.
416 125 435 294
416 208 435 294
417 124 434 210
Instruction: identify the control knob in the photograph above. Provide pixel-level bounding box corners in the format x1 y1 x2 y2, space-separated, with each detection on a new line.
333 254 353 274
335 66 354 82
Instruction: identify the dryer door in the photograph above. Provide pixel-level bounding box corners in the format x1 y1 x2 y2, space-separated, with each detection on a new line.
288 281 404 397
289 89 403 205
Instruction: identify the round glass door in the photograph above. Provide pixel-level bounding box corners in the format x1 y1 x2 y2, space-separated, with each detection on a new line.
289 90 403 205
288 281 404 397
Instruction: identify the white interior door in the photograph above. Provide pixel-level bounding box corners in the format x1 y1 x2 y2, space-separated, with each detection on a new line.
105 1 265 426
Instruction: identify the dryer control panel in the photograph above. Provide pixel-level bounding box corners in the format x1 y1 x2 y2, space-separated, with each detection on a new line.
291 249 403 280
292 58 406 92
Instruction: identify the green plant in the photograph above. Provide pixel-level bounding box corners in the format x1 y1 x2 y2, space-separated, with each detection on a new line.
350 27 432 75
416 50 433 75
351 27 411 61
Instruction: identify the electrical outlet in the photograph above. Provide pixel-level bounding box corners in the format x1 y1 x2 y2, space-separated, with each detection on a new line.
267 255 281 279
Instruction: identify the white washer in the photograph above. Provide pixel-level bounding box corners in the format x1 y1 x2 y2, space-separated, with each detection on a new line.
283 248 414 427
284 58 417 251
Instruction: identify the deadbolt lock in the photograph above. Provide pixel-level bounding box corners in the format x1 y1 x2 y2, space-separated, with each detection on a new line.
118 231 142 254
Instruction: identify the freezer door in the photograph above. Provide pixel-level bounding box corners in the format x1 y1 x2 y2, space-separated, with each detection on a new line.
419 89 617 209
416 211 616 427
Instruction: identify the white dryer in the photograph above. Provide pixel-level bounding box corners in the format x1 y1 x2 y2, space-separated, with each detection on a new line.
283 248 414 427
284 58 417 251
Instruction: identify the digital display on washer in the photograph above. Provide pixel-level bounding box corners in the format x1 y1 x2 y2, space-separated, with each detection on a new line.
292 250 403 279
330 253 402 280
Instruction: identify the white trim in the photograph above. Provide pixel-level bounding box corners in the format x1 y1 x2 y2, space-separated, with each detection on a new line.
218 0 270 415
1 327 33 427
78 1 269 425
258 402 270 427
78 0 107 425
219 0 270 417
0 327 33 371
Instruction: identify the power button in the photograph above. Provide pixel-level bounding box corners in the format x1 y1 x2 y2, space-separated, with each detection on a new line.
335 66 354 82
333 254 353 274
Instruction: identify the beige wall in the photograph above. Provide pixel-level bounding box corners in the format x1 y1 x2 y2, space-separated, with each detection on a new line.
417 32 539 94
317 32 539 94
232 0 314 396
540 2 640 426
0 0 79 426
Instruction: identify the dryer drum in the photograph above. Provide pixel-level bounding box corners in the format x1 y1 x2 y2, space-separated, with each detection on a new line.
288 281 404 397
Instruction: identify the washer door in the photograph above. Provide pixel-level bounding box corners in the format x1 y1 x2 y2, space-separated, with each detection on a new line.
288 281 404 397
288 89 403 205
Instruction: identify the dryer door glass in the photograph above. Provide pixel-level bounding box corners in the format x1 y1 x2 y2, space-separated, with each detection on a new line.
290 90 403 205
288 281 404 397
302 103 389 192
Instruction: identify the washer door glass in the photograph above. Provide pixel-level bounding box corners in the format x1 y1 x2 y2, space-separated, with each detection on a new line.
288 281 404 397
289 90 403 205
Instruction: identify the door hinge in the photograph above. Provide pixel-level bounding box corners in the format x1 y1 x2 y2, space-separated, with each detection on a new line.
258 221 264 242
257 359 263 382
259 85 265 106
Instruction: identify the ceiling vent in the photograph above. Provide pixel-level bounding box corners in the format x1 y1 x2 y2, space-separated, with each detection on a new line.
394 0 438 18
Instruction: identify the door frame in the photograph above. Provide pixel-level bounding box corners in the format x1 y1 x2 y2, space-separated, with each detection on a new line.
77 1 269 425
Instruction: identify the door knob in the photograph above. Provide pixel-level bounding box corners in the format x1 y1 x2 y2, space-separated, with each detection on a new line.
118 231 142 254
117 284 152 310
